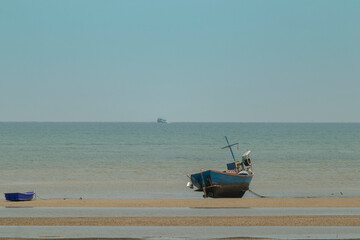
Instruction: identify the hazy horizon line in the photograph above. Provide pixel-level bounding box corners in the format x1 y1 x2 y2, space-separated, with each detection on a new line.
1 121 359 124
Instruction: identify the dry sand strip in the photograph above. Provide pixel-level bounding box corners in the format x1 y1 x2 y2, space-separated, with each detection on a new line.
0 216 359 226
1 197 360 208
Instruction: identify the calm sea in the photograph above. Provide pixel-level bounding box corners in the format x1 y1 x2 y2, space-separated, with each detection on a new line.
0 122 359 199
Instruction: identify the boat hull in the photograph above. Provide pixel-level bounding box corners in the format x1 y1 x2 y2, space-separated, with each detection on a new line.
191 170 252 198
4 191 35 201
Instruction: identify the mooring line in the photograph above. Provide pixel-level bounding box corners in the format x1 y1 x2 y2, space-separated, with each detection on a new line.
248 189 269 198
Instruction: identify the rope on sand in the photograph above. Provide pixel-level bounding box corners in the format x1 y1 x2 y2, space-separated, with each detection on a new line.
248 189 269 198
34 192 46 200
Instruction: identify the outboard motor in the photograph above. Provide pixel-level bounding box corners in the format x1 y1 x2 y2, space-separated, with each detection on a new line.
242 150 252 166
241 150 253 174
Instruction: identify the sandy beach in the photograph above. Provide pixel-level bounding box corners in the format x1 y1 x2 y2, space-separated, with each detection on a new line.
0 215 359 226
1 197 360 208
1 197 360 228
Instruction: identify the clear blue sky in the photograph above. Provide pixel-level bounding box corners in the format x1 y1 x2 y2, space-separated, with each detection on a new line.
1 0 359 122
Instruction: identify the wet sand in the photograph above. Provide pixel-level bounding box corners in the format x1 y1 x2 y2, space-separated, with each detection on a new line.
0 239 142 240
1 197 360 208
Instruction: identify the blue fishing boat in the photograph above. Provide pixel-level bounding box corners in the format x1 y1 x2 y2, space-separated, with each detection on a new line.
4 191 35 201
187 137 254 198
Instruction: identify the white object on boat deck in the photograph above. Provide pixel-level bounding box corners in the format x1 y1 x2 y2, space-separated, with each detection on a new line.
238 170 249 175
187 182 194 189
242 150 251 158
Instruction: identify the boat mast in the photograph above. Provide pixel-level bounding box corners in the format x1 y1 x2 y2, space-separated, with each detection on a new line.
222 136 239 162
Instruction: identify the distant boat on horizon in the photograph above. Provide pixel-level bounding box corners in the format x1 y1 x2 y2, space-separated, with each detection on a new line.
157 118 167 124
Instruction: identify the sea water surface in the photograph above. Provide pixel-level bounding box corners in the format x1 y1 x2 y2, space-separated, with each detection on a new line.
0 122 359 199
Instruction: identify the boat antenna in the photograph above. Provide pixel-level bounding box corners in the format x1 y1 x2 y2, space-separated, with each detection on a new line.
221 136 239 162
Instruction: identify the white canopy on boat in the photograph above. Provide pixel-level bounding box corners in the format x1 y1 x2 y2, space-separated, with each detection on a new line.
242 150 251 158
